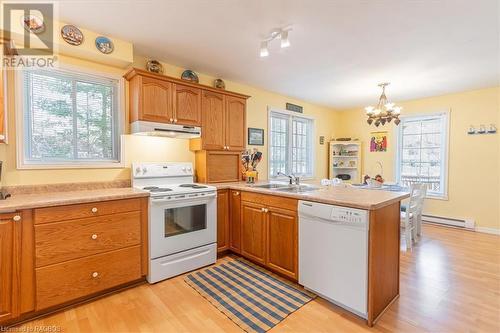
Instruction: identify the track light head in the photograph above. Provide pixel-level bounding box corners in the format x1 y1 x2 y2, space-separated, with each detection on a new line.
280 30 290 48
260 41 269 57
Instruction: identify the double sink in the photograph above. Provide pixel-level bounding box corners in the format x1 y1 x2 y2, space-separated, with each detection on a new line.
249 183 320 193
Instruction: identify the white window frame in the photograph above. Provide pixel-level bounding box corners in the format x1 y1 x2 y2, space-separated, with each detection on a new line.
267 107 315 179
15 64 125 169
395 111 450 199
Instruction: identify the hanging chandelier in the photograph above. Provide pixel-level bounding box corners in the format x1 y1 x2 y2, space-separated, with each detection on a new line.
365 83 402 126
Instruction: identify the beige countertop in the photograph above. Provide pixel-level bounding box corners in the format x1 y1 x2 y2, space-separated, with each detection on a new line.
214 181 410 210
0 187 149 213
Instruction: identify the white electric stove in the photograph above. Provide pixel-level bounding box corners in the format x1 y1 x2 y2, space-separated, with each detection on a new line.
132 162 217 283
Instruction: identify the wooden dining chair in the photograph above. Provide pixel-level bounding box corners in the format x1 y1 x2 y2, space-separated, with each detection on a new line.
401 183 427 250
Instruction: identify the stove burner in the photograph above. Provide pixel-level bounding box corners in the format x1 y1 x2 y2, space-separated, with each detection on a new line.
179 184 208 189
143 186 173 192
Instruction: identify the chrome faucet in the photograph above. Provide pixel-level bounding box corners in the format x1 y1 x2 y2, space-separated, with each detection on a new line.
277 171 300 185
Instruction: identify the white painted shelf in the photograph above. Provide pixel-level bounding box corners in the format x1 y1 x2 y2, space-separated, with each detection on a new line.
329 141 362 183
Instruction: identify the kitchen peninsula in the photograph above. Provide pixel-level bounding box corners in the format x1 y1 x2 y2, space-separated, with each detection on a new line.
214 181 409 326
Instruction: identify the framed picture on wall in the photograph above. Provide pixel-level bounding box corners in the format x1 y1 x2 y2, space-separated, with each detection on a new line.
248 128 264 145
370 131 388 152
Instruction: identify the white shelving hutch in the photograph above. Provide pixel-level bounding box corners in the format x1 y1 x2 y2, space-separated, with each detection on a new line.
328 141 362 183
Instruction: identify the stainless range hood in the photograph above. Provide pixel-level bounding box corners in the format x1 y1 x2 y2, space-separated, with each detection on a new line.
131 121 201 139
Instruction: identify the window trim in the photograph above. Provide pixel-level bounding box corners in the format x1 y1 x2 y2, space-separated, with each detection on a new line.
267 107 315 179
15 64 125 169
395 110 450 200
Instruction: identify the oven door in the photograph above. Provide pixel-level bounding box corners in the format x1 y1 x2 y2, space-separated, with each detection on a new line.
149 192 216 259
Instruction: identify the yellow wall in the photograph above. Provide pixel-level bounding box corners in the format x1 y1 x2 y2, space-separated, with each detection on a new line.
0 51 340 186
337 87 500 230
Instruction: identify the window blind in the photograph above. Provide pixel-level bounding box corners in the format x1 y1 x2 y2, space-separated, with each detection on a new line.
23 69 120 164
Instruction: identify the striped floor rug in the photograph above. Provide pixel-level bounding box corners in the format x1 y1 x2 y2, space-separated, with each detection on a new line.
184 258 316 333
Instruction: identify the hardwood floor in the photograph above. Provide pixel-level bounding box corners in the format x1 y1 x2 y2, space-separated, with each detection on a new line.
18 224 500 332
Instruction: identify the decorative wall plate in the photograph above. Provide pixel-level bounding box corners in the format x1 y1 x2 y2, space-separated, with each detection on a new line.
214 78 226 89
95 36 114 54
22 15 45 34
146 60 163 74
61 25 84 46
181 70 199 83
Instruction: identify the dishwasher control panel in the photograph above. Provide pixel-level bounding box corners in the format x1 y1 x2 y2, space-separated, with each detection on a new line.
331 207 367 224
299 200 368 224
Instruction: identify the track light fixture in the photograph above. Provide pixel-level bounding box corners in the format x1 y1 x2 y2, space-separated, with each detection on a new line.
259 27 292 57
260 41 269 57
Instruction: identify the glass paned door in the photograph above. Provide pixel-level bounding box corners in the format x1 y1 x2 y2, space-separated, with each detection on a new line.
164 204 207 238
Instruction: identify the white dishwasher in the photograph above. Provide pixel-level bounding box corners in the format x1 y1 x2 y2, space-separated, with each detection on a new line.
298 200 369 318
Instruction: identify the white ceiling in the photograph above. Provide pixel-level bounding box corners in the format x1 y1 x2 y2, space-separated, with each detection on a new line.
58 0 499 108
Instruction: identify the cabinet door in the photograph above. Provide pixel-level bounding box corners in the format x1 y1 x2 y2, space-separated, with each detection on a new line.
0 66 5 143
225 96 246 151
266 207 298 279
174 84 201 126
0 213 20 323
206 151 240 183
141 76 173 123
216 190 230 253
241 202 266 265
201 91 225 150
229 190 242 254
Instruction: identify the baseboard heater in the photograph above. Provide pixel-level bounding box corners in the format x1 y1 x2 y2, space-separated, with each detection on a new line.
422 214 475 229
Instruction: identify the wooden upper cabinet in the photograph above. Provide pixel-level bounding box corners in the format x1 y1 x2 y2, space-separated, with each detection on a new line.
173 84 201 126
266 207 298 279
241 201 266 265
225 96 246 151
201 91 225 150
0 213 20 323
138 76 173 123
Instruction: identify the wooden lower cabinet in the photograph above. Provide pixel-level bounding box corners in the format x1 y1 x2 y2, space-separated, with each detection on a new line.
0 197 148 326
266 207 298 279
0 210 35 325
216 190 230 252
240 201 267 265
229 190 241 254
0 212 21 323
36 246 142 310
215 191 299 280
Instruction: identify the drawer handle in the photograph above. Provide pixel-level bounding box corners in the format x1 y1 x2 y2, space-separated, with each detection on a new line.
91 207 98 213
91 234 98 240
92 272 99 278
12 215 21 222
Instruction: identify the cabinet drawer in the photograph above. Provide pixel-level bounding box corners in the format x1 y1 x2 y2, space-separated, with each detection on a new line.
241 192 297 211
36 246 142 310
35 211 141 267
34 198 141 224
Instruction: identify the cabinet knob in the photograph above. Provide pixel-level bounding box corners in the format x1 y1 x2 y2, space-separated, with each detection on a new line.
226 146 230 150
174 119 178 123
92 272 99 278
264 208 269 213
169 118 174 122
233 191 240 196
12 215 21 222
261 207 265 212
91 234 98 240
91 207 98 213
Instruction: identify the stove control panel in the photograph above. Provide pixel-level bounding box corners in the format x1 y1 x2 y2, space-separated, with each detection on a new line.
132 162 193 178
